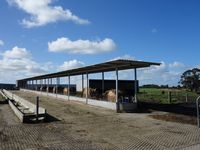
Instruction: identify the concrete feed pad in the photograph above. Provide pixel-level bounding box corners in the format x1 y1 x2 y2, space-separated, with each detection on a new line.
0 90 200 150
0 104 103 149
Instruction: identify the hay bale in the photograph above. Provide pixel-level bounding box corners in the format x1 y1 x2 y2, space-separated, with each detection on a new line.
104 89 122 102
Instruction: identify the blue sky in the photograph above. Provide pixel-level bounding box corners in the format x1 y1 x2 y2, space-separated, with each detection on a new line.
0 0 199 86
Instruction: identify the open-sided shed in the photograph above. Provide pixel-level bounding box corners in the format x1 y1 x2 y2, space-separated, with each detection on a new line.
17 59 160 111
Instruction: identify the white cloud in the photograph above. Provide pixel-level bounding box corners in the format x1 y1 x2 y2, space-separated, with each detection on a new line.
169 61 185 68
57 59 191 87
58 59 85 71
0 46 52 83
0 40 4 46
7 0 90 28
111 54 135 61
0 47 190 87
106 56 188 86
48 37 116 54
2 46 31 59
137 61 187 86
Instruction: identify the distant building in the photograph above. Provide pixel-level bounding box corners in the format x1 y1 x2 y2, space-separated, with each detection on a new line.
0 83 16 90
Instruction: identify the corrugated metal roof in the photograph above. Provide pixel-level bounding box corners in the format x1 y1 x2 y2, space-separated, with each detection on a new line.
18 59 160 81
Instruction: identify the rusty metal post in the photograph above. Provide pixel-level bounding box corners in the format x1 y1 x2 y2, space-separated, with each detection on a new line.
168 91 172 104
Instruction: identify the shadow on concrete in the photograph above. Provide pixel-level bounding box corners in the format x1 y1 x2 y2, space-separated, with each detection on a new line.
138 102 197 116
0 100 8 104
24 113 61 124
44 113 61 123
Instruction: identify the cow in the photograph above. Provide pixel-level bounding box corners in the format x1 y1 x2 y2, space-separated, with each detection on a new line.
63 87 69 95
82 88 100 98
53 86 65 94
42 86 48 92
40 86 44 91
35 86 40 91
52 87 57 94
47 86 54 93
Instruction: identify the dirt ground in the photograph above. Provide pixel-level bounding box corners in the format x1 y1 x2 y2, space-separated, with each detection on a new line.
149 113 197 125
0 90 200 150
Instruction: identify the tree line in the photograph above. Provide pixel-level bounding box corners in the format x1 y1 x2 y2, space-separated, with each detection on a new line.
140 68 200 93
179 68 200 92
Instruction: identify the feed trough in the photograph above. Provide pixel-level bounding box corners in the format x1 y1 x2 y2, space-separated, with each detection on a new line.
2 89 46 123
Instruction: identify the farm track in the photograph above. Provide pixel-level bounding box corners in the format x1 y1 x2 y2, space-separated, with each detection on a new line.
0 90 200 149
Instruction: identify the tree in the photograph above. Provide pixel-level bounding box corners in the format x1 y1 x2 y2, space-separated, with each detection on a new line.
179 68 200 92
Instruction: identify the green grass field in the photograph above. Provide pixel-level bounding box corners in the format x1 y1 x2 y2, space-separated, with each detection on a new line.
138 88 200 104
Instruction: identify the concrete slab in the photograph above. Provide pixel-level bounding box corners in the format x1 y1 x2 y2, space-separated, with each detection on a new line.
8 90 200 150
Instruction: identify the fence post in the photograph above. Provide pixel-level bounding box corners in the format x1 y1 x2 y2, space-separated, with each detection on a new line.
168 91 172 104
186 93 188 103
36 96 39 123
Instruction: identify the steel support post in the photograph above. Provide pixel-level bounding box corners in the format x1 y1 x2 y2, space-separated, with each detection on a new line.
47 78 49 95
82 74 84 96
27 81 29 89
56 78 58 98
86 73 88 104
102 72 104 97
134 68 137 103
29 81 31 90
116 68 119 112
50 78 52 85
31 80 33 90
68 76 70 100
36 80 38 91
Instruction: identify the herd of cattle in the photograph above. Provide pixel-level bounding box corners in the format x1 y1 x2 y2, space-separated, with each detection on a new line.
33 86 134 102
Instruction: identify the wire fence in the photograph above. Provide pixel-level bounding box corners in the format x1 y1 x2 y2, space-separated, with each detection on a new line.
138 88 200 104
